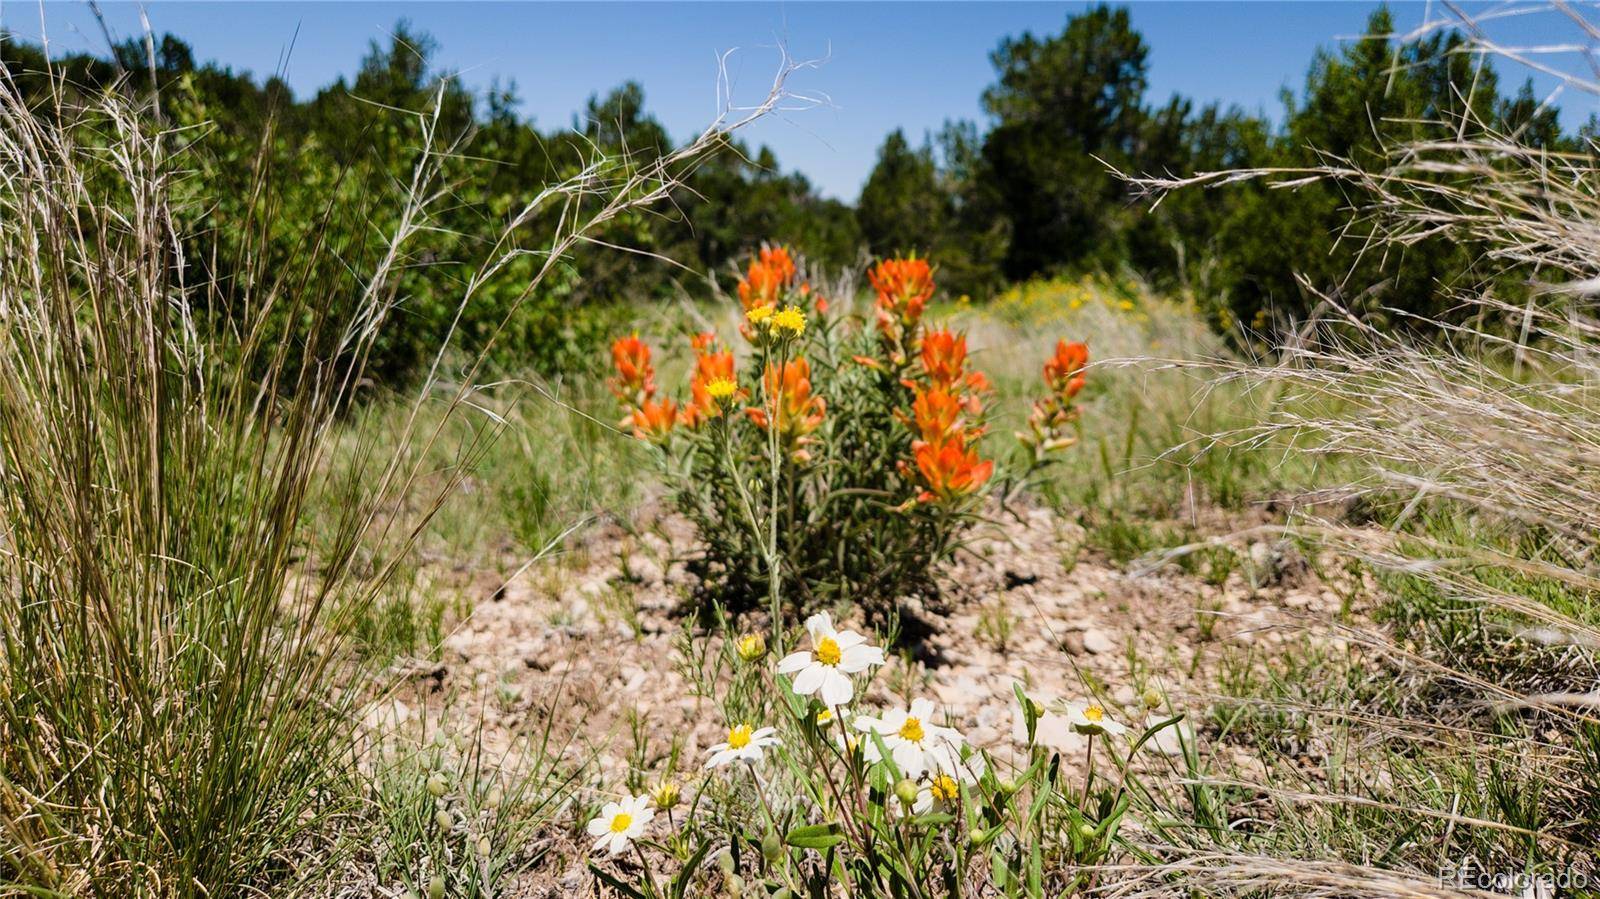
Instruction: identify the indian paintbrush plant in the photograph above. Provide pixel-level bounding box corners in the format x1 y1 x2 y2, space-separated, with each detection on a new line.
609 247 1089 625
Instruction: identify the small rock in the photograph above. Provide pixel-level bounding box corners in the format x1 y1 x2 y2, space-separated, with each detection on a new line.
1082 628 1116 655
1145 713 1195 756
1062 632 1086 655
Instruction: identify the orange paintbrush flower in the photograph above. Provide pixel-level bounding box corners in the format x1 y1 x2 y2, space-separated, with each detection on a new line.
746 358 825 447
910 384 964 445
631 397 678 442
912 436 993 503
737 245 797 312
759 246 796 284
920 329 969 388
870 257 935 332
609 334 656 401
683 348 742 427
1043 339 1089 399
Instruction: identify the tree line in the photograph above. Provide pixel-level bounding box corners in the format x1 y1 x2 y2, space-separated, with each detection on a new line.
0 5 1576 380
857 5 1575 337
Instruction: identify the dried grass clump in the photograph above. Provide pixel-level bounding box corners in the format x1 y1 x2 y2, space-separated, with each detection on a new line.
1117 6 1600 893
0 47 797 895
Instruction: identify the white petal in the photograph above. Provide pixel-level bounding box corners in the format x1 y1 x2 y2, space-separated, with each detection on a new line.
776 651 812 674
792 664 826 696
839 644 884 672
893 741 927 778
592 832 613 853
804 611 835 638
587 816 611 836
880 709 908 731
820 668 854 708
853 714 883 733
910 697 935 720
751 727 778 739
704 749 734 769
834 630 866 649
608 833 630 855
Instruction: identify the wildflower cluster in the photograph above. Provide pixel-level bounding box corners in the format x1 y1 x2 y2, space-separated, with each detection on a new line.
609 246 1088 621
585 615 1182 897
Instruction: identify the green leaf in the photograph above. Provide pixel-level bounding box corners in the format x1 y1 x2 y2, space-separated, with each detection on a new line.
785 821 847 850
670 839 715 899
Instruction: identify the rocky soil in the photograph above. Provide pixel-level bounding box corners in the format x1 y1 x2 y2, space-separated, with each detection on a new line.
356 500 1354 895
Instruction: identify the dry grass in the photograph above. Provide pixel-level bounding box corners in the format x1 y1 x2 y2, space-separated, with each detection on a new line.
1113 8 1600 891
0 47 804 896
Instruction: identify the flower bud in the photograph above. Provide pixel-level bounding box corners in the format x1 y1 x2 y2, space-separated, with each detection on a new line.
434 809 453 831
1077 822 1096 839
427 875 446 899
760 830 783 862
725 873 746 897
651 780 681 810
968 825 997 848
1143 688 1164 710
426 774 449 798
735 633 766 662
484 786 504 810
476 836 492 858
998 778 1020 796
893 778 920 807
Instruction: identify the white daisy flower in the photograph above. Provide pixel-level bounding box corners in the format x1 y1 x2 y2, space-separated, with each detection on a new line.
1011 689 1086 753
586 793 654 856
703 723 781 769
926 738 986 784
912 772 965 816
776 612 884 708
853 697 963 779
1063 701 1127 737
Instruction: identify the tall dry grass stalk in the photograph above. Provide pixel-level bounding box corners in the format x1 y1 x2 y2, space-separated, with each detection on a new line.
1116 6 1600 892
0 47 799 894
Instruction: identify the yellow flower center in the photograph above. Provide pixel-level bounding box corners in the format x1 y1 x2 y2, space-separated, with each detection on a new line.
746 304 775 324
707 378 738 400
816 636 842 666
930 774 960 803
1084 705 1104 722
727 724 753 749
816 708 835 725
609 813 632 833
898 717 925 743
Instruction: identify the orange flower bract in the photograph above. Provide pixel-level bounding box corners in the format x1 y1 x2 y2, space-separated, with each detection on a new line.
609 335 655 401
870 257 935 332
746 358 825 448
631 397 678 442
920 329 969 388
912 437 993 503
683 347 741 427
737 246 797 312
910 385 964 445
1044 339 1089 399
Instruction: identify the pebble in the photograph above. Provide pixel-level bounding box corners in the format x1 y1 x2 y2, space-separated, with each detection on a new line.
1082 628 1117 655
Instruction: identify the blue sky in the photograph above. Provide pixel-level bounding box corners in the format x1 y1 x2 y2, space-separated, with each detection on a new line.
2 2 1590 198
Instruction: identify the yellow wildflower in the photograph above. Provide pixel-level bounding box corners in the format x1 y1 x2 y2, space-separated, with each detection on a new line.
769 305 806 336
